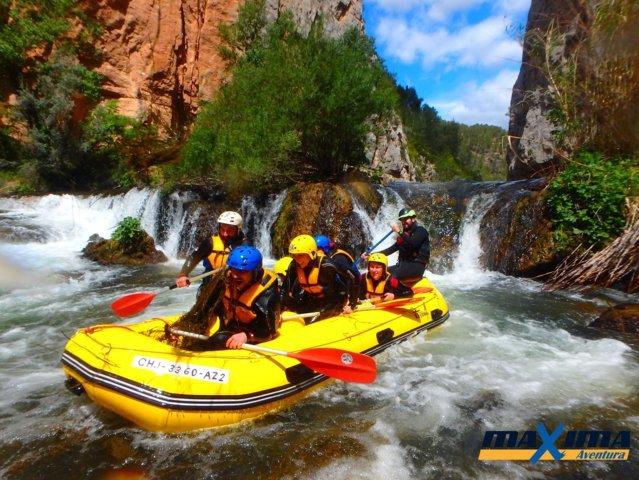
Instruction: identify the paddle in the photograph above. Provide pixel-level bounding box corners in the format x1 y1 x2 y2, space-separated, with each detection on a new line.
112 268 224 318
171 329 377 383
412 287 433 294
354 230 394 268
281 296 422 321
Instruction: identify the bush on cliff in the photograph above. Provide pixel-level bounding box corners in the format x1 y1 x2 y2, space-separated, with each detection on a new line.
547 151 637 252
174 4 397 194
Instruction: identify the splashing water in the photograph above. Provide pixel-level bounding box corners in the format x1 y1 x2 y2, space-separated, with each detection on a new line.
1 186 638 479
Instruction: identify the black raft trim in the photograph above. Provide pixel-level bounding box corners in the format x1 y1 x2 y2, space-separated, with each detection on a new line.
61 350 326 412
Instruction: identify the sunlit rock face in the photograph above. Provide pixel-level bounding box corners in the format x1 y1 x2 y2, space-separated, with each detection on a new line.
506 0 592 180
78 0 364 137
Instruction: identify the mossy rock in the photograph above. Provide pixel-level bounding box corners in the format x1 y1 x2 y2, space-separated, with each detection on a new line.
271 182 368 258
82 232 168 265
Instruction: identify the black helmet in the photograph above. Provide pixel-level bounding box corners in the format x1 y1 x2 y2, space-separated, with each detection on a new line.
398 208 416 219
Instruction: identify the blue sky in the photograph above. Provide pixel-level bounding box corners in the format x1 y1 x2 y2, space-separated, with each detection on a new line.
362 0 531 129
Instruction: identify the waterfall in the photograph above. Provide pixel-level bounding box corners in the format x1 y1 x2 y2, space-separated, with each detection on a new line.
451 192 499 277
240 191 286 261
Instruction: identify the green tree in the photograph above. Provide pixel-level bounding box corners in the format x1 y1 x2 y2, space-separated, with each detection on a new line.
0 0 78 85
13 52 102 189
176 12 397 193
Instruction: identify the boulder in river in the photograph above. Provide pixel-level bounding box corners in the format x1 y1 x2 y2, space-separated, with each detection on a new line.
590 303 639 335
82 232 168 265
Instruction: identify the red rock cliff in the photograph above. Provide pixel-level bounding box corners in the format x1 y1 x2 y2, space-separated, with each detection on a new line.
79 0 363 137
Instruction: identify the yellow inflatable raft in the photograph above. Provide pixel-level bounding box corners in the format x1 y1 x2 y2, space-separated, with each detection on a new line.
61 278 449 432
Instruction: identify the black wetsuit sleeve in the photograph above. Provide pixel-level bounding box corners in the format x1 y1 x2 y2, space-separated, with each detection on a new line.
179 237 213 276
385 276 414 298
331 255 359 307
317 262 347 319
280 261 305 311
378 241 399 257
398 226 429 251
249 283 280 342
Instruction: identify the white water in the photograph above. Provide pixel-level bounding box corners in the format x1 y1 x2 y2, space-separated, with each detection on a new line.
1 187 638 479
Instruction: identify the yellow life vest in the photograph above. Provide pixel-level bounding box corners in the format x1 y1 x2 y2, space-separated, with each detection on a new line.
296 257 325 298
331 248 354 263
207 235 230 270
365 272 390 299
222 269 277 324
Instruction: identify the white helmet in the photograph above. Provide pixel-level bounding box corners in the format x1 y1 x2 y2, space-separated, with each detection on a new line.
218 211 243 228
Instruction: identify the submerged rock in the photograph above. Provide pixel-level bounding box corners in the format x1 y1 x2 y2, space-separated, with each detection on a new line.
590 303 639 335
82 232 168 265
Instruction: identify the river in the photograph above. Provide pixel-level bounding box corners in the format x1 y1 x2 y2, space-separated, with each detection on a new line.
0 186 638 479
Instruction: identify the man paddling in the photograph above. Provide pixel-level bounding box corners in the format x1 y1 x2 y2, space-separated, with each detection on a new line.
176 210 246 290
361 207 430 282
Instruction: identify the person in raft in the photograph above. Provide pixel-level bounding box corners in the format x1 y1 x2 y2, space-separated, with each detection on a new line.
273 255 293 286
280 234 347 323
361 207 430 282
314 234 359 311
176 210 246 289
343 252 413 314
206 246 280 349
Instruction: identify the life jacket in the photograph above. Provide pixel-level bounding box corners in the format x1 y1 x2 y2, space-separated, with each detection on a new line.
222 269 277 324
331 248 354 263
364 271 391 299
296 257 325 298
207 235 230 270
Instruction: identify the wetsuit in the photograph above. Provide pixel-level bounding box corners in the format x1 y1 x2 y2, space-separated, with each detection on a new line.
320 247 359 309
179 230 247 282
207 268 280 349
379 222 430 281
281 256 347 321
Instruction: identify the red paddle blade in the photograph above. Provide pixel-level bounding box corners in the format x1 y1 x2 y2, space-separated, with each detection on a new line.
412 287 433 294
111 292 157 318
362 297 424 311
289 348 377 383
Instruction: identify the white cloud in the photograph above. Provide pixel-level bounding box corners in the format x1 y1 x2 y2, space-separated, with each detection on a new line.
430 69 519 128
375 14 521 70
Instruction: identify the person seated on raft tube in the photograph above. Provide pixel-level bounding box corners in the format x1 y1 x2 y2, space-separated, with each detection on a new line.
176 211 247 289
361 207 430 282
343 252 413 314
206 246 280 350
280 234 347 323
273 255 293 286
314 234 359 311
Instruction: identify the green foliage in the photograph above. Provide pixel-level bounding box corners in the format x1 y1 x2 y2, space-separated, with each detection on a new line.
457 124 508 180
546 151 637 251
13 52 104 189
396 85 506 181
218 0 267 66
0 0 78 83
176 11 397 193
112 217 144 248
82 100 160 186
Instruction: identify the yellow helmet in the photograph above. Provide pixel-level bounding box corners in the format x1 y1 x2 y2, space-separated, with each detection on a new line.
273 256 293 275
368 252 388 268
289 234 317 259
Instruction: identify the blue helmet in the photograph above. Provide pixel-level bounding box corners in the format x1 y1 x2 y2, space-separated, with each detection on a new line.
314 235 331 252
226 246 262 271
